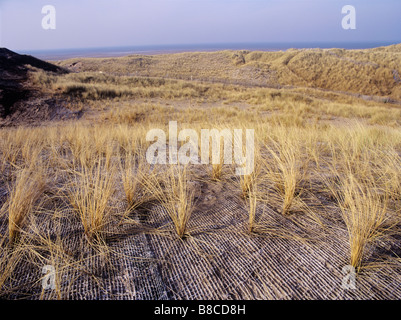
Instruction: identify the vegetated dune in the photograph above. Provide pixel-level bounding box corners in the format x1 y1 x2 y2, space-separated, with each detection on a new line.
0 48 77 126
56 43 401 100
1 44 401 300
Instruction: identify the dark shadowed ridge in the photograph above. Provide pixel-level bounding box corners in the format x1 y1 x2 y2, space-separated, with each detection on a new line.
0 48 69 122
0 47 66 76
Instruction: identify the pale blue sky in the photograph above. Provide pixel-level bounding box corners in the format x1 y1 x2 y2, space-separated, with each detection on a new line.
0 0 400 51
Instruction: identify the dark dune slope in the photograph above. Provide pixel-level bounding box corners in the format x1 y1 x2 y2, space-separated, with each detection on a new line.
0 48 67 120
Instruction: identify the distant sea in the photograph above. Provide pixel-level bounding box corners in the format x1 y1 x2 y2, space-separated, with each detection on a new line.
22 42 399 61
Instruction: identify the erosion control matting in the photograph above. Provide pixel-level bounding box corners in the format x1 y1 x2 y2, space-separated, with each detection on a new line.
1 177 401 301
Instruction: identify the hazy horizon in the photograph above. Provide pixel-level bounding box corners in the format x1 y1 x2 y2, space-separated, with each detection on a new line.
10 41 397 61
18 40 401 52
1 0 401 52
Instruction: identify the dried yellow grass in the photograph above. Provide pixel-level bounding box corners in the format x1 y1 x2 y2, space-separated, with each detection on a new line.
2 168 46 244
68 160 115 243
143 165 195 238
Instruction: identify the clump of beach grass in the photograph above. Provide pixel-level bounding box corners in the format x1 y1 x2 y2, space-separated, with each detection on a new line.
2 168 46 244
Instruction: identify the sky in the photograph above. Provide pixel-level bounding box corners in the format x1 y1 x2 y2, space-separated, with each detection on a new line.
0 0 400 51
